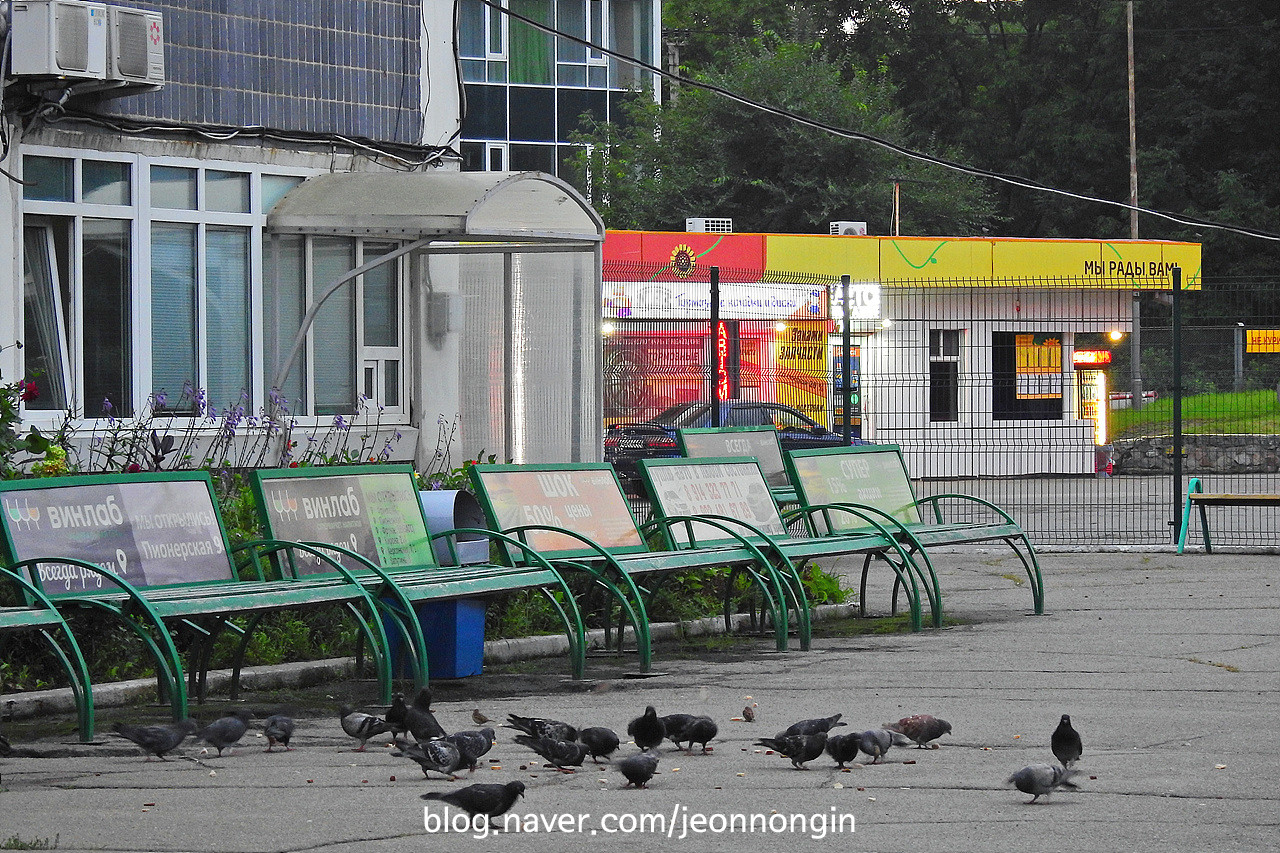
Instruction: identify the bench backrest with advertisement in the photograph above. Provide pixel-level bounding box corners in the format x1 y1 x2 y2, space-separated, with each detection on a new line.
677 426 799 504
467 461 809 670
248 464 587 680
636 456 933 631
0 470 425 722
785 444 1045 615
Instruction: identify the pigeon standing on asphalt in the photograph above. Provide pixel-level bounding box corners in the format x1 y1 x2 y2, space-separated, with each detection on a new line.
113 719 198 761
781 713 846 737
883 714 952 748
422 781 526 828
674 717 718 753
627 706 666 751
1051 714 1083 767
394 738 464 780
404 688 447 741
1008 763 1079 803
755 732 828 769
472 709 494 726
616 750 660 788
263 714 295 752
660 713 699 748
825 732 861 768
339 705 393 751
445 728 496 772
385 694 410 737
857 728 911 764
578 727 621 762
198 709 253 757
505 713 578 742
513 735 588 772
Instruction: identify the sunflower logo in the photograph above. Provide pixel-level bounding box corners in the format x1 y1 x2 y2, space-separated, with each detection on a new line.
669 244 696 278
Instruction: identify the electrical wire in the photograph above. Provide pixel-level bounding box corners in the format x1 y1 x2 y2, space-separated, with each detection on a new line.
480 0 1280 243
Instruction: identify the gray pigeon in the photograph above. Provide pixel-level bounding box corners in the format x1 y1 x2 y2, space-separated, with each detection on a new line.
1008 763 1079 803
1051 714 1083 767
263 714 295 752
197 709 252 757
422 781 526 828
672 716 718 753
445 728 496 772
578 727 621 762
616 750 660 788
113 719 198 761
825 732 861 768
883 714 952 748
385 694 410 736
857 728 911 764
781 713 846 737
505 713 577 742
627 706 666 751
755 731 828 769
513 735 588 772
394 738 464 780
404 687 447 741
340 705 393 751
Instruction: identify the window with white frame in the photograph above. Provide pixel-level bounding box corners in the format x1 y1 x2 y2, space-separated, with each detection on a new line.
929 329 961 423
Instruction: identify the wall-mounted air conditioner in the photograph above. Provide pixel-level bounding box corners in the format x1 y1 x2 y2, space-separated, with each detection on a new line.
686 217 733 233
830 221 868 236
106 5 164 86
10 0 109 80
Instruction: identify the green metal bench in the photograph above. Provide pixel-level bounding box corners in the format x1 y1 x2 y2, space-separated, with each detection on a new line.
677 426 801 505
1177 477 1280 554
0 470 429 722
0 564 95 740
467 462 808 672
248 464 587 680
637 456 933 631
785 445 1045 617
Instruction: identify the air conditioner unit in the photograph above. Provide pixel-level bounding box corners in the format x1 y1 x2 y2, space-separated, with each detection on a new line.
106 5 164 86
686 217 732 233
830 220 868 236
10 0 108 80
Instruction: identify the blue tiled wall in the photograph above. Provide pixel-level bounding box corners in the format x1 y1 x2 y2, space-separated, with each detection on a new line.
98 0 424 145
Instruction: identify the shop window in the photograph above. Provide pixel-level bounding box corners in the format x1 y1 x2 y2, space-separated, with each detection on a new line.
929 329 960 423
992 331 1064 420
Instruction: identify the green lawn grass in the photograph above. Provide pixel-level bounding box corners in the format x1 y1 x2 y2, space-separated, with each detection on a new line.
1109 389 1280 441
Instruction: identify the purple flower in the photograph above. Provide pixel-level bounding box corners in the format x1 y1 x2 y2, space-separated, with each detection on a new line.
155 391 168 408
333 415 349 431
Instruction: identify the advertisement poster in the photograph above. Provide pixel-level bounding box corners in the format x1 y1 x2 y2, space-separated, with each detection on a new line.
644 461 788 547
776 320 830 425
1015 333 1064 400
474 468 645 555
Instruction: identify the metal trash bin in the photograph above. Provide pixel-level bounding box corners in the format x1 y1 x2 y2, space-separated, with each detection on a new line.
418 489 490 565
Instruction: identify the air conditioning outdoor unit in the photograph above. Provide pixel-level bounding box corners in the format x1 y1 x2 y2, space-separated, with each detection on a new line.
9 0 109 80
830 220 868 236
106 5 164 86
686 217 733 233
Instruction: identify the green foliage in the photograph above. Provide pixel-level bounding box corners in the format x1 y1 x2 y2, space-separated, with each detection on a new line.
800 563 850 605
484 589 566 639
1108 389 1280 441
0 378 51 479
0 835 59 850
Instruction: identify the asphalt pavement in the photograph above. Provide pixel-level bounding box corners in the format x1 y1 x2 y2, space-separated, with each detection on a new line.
1 546 1277 852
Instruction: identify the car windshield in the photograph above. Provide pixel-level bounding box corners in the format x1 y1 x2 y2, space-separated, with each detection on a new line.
652 402 708 425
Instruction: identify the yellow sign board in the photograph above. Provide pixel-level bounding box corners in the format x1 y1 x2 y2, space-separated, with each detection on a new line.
1247 330 1280 353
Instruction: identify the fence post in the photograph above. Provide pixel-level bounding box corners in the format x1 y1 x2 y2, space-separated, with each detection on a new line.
841 274 853 445
1171 265 1183 543
710 265 721 428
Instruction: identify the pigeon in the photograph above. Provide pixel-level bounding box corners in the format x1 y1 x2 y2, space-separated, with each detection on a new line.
339 705 394 751
755 732 828 769
627 706 666 751
197 709 252 757
385 694 410 736
422 781 526 828
742 704 755 723
513 735 588 772
472 709 494 726
404 687 447 741
780 713 846 737
394 738 464 780
616 750 660 788
263 714 295 752
1051 714 1083 767
660 713 699 747
883 714 952 748
1007 763 1079 803
857 728 911 764
113 719 198 761
825 732 861 768
445 728 496 772
505 713 577 743
671 716 718 753
578 727 621 762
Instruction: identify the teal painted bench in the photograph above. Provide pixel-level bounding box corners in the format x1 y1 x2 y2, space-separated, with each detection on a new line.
249 464 586 680
0 471 428 721
785 445 1045 617
0 564 95 740
468 462 807 671
637 456 934 631
677 426 800 505
1177 477 1280 554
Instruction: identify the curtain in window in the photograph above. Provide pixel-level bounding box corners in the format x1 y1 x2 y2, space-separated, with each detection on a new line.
608 0 652 88
150 223 197 411
206 227 251 412
83 219 132 417
312 238 356 415
21 226 70 410
509 0 553 84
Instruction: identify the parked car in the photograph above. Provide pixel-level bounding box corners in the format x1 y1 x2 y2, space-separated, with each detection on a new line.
604 401 866 487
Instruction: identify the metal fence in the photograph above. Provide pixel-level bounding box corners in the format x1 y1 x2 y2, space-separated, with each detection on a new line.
604 262 1280 547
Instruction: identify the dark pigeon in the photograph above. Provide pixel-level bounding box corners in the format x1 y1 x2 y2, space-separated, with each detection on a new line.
883 714 952 748
513 735 588 772
660 714 699 747
825 732 861 768
578 727 621 762
627 706 666 751
422 781 526 828
616 750 660 788
445 728 496 772
505 713 577 743
263 714 295 752
198 709 252 757
385 694 410 736
1051 714 1083 767
394 738 464 780
113 719 198 761
1008 763 1078 803
857 728 910 764
780 713 846 737
404 688 447 741
755 732 828 769
672 716 717 753
339 704 393 751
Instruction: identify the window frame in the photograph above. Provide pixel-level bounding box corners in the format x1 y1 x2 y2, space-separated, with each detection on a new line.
928 329 962 423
